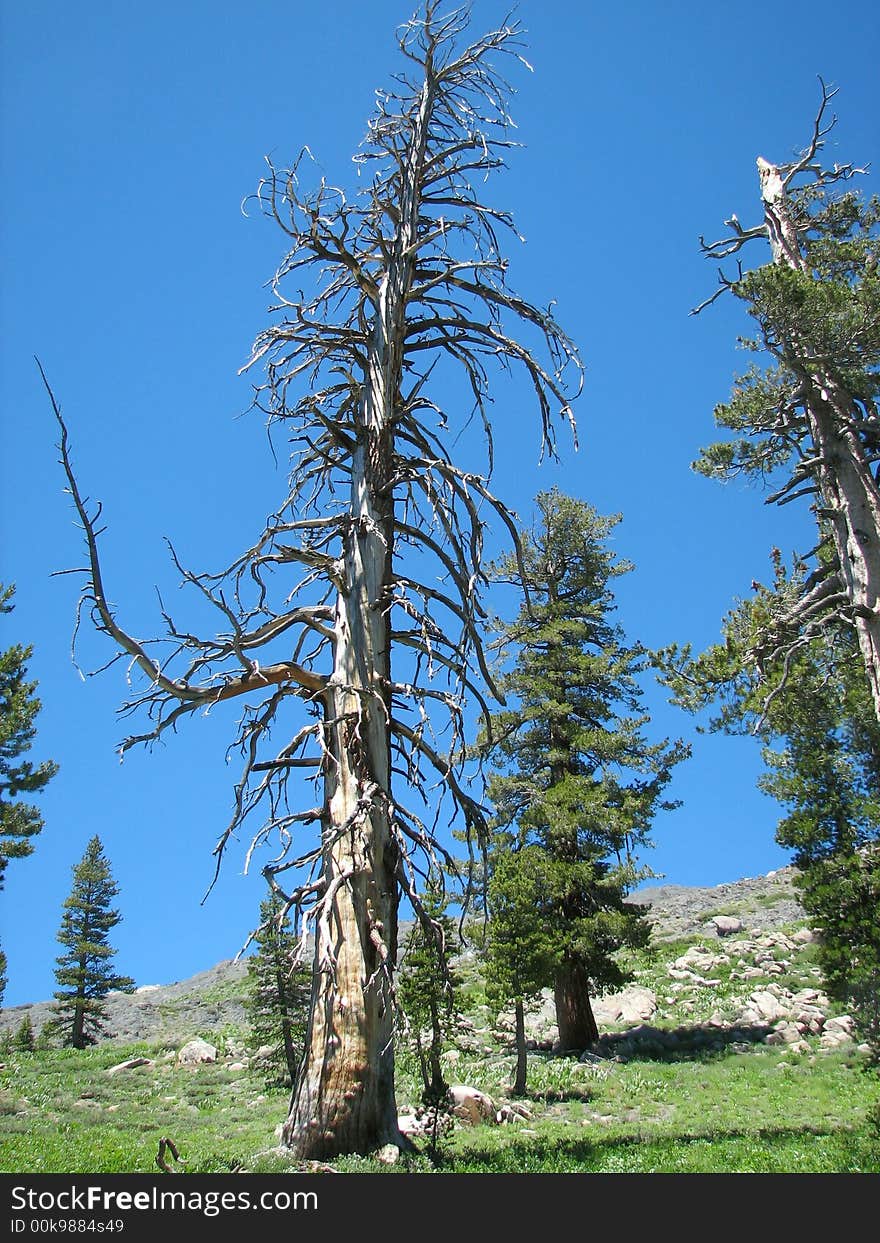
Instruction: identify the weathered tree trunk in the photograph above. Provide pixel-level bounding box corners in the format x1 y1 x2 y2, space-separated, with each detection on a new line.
758 157 880 721
554 958 599 1052
513 999 528 1096
283 78 434 1160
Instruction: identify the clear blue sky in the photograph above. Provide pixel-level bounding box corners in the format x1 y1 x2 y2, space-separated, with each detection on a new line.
1 1 878 1008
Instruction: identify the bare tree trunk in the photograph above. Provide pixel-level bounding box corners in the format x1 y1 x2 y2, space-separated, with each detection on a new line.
282 431 400 1157
759 157 880 720
554 958 599 1052
513 999 528 1096
283 78 434 1161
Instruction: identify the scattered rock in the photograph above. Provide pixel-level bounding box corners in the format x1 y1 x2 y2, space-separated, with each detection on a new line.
749 991 789 1023
594 986 657 1025
375 1143 400 1165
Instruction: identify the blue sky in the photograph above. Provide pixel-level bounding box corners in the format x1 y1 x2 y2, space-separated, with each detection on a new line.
1 1 878 1008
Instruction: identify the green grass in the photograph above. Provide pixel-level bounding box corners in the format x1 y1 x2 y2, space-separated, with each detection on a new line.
0 1042 288 1174
4 1035 875 1174
3 907 877 1175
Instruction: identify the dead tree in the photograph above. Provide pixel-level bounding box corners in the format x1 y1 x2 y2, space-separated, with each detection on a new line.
44 2 580 1159
693 81 880 719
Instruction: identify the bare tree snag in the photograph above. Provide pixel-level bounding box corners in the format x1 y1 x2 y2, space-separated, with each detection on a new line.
46 2 581 1160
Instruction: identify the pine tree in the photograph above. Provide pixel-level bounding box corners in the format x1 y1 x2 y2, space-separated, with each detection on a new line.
484 843 560 1095
484 490 689 1051
396 877 461 1107
693 84 880 719
659 559 880 1054
1 583 59 1004
52 836 134 1048
246 894 310 1086
13 1014 35 1053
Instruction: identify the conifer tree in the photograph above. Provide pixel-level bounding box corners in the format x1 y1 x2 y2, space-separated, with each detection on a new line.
396 876 461 1106
484 842 559 1094
692 84 880 719
660 557 880 1053
52 836 134 1048
13 1013 35 1053
484 490 688 1051
1 583 58 1003
246 894 310 1086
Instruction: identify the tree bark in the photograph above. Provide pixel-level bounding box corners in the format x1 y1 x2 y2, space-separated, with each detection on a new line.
758 157 880 721
554 958 599 1052
513 999 528 1096
283 77 434 1160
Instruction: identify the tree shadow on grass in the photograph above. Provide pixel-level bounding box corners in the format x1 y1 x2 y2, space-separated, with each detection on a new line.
585 1020 775 1064
432 1120 873 1173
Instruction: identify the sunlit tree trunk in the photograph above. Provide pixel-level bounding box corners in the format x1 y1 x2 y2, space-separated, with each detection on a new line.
283 82 431 1158
759 156 880 720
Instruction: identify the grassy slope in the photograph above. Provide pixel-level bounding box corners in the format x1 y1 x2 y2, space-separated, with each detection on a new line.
2 911 879 1174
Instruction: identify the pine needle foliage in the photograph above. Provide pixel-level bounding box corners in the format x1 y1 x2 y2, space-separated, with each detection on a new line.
52 836 134 1049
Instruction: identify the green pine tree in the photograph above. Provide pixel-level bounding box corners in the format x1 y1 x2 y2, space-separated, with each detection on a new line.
692 87 880 721
246 894 310 1087
52 836 134 1048
484 490 689 1052
13 1013 35 1053
1 583 59 1005
396 877 461 1107
659 559 880 1054
484 843 560 1094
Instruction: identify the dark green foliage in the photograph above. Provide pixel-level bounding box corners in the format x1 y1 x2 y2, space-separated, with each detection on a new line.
658 567 880 1055
484 844 560 1093
52 836 134 1049
0 583 58 891
694 193 880 490
1 583 58 1008
245 895 310 1087
396 877 461 1106
13 1013 35 1053
483 490 688 1050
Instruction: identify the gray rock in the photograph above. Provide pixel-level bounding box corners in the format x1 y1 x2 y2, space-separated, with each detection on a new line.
749 991 789 1023
593 986 657 1025
106 1057 154 1074
709 916 744 936
177 1038 218 1066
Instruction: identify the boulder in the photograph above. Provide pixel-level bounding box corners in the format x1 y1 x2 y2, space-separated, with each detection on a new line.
177 1038 218 1066
106 1057 154 1075
749 991 789 1023
709 916 744 936
594 986 657 1025
449 1085 496 1126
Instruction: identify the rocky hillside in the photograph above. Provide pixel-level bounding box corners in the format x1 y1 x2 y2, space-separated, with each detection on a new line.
1 864 808 1048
